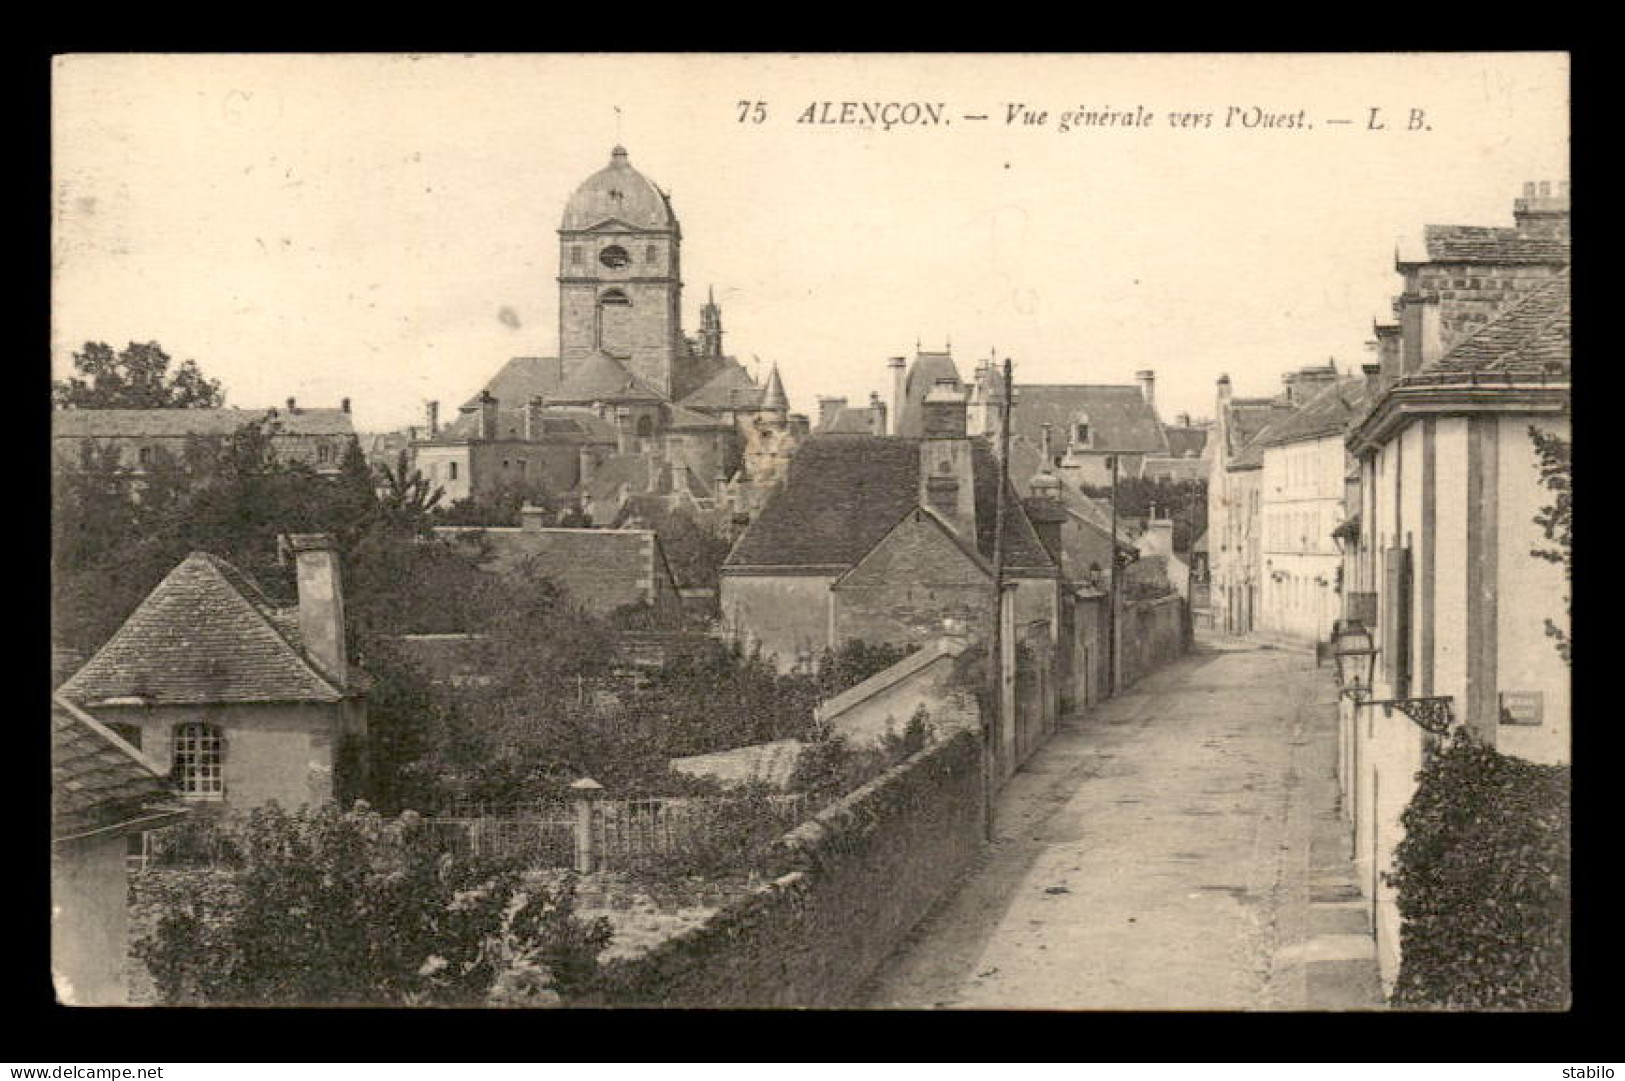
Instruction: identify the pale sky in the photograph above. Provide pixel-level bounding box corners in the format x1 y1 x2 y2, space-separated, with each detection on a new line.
52 53 1569 432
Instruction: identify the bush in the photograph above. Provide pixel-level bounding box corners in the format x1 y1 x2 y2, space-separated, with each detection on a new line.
134 801 612 1006
1388 731 1570 1010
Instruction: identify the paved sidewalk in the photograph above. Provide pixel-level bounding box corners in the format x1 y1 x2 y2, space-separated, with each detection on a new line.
858 633 1383 1010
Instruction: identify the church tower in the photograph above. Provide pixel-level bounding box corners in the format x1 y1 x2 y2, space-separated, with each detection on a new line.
558 146 684 398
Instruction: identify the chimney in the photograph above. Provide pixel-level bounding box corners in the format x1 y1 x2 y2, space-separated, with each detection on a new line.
1023 484 1067 564
1373 324 1401 389
427 400 440 437
279 534 348 688
477 391 499 441
1400 294 1443 374
341 397 351 415
817 396 848 431
1362 361 1383 401
1176 412 1190 428
889 356 908 435
1217 373 1232 403
1136 370 1156 410
868 391 888 436
1513 179 1571 239
921 378 967 439
1040 422 1054 467
286 397 298 414
1281 371 1298 404
524 396 547 441
520 504 548 531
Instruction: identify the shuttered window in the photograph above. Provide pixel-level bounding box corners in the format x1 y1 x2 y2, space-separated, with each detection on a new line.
1383 546 1412 697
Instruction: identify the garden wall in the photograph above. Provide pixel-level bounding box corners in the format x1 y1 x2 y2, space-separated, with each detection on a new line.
1118 594 1189 689
585 728 986 1007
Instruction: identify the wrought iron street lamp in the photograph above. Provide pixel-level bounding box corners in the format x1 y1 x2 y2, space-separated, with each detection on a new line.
1331 619 1378 702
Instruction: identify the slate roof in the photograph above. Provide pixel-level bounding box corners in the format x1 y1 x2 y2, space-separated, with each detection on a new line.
677 359 766 411
1421 225 1571 266
52 407 354 439
1161 425 1209 459
552 353 666 403
59 552 348 706
818 405 879 435
433 526 675 613
1009 385 1170 455
434 405 621 443
1255 376 1371 447
1223 397 1297 470
724 435 1055 572
52 695 187 842
1425 270 1571 378
559 146 676 233
896 352 963 437
463 356 567 410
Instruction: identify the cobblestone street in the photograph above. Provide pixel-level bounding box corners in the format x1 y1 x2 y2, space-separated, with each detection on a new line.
860 632 1384 1010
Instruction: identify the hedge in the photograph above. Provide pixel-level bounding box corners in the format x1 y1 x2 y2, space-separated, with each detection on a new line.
1388 731 1571 1010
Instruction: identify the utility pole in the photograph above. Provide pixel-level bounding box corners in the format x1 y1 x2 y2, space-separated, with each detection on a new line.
984 357 1013 842
1107 452 1120 696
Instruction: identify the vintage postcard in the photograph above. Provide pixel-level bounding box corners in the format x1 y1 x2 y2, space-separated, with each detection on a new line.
50 52 1570 1010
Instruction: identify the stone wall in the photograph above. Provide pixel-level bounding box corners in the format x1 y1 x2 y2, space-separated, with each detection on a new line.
585 728 986 1007
1118 594 1189 689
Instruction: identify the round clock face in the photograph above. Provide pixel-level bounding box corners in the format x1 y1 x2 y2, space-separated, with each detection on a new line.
599 245 630 269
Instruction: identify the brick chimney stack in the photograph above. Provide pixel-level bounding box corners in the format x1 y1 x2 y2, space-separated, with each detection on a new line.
817 396 848 431
477 392 499 441
286 397 298 414
921 378 968 439
524 396 547 441
341 397 351 415
426 400 440 437
279 533 348 688
868 391 888 436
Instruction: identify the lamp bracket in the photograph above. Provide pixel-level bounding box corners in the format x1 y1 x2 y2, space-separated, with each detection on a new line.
1371 695 1455 735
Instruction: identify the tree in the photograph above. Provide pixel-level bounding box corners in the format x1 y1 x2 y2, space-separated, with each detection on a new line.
1082 475 1208 553
1529 426 1571 665
620 504 733 590
53 341 224 410
134 801 612 1006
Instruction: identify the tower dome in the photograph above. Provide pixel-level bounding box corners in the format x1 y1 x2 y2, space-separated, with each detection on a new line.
559 146 676 233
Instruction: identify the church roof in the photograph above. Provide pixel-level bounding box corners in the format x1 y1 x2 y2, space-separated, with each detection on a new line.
59 552 350 706
465 356 567 410
433 405 619 444
553 353 666 403
560 146 676 234
724 435 1055 573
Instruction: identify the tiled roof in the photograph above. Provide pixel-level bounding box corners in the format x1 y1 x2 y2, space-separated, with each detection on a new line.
1010 385 1171 455
724 435 1055 572
1256 376 1371 447
52 694 186 841
1427 270 1571 378
59 552 347 705
52 407 354 439
896 352 963 436
665 403 730 430
577 453 657 510
1422 225 1571 265
553 354 666 403
433 526 673 613
1006 436 1132 544
818 405 879 435
462 356 566 410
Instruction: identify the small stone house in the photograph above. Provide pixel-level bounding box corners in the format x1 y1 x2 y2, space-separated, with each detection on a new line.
57 535 369 812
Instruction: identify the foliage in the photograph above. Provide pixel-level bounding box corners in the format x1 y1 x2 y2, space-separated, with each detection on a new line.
374 449 445 533
1388 731 1571 1010
53 340 225 410
1528 426 1571 665
1082 475 1208 554
630 788 809 884
133 801 612 1006
432 489 528 527
620 503 733 590
811 639 917 701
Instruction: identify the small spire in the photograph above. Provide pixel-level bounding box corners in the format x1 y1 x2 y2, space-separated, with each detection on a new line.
761 363 789 412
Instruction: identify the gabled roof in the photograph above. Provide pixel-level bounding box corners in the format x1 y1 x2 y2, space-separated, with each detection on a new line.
1006 436 1134 547
817 405 879 435
1420 224 1571 266
52 407 354 439
433 526 676 613
1427 270 1571 378
723 435 1055 573
832 505 992 589
1010 385 1170 455
665 402 731 431
1160 425 1209 459
433 405 620 444
52 694 187 842
59 552 348 706
1223 396 1297 470
1255 376 1371 448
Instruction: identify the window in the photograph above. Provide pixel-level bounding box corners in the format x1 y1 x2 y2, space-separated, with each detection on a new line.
570 246 583 265
599 245 630 269
317 443 333 464
137 446 152 467
173 722 223 799
645 244 658 264
449 462 458 480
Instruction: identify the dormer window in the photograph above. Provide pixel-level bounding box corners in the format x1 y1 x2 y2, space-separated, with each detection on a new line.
1071 413 1092 448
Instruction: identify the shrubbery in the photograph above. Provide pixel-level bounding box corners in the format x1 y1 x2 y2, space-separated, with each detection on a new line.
1388 731 1571 1010
134 801 611 1006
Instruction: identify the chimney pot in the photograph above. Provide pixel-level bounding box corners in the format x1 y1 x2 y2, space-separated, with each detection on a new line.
341 397 351 414
278 533 347 688
287 397 297 413
427 400 440 436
